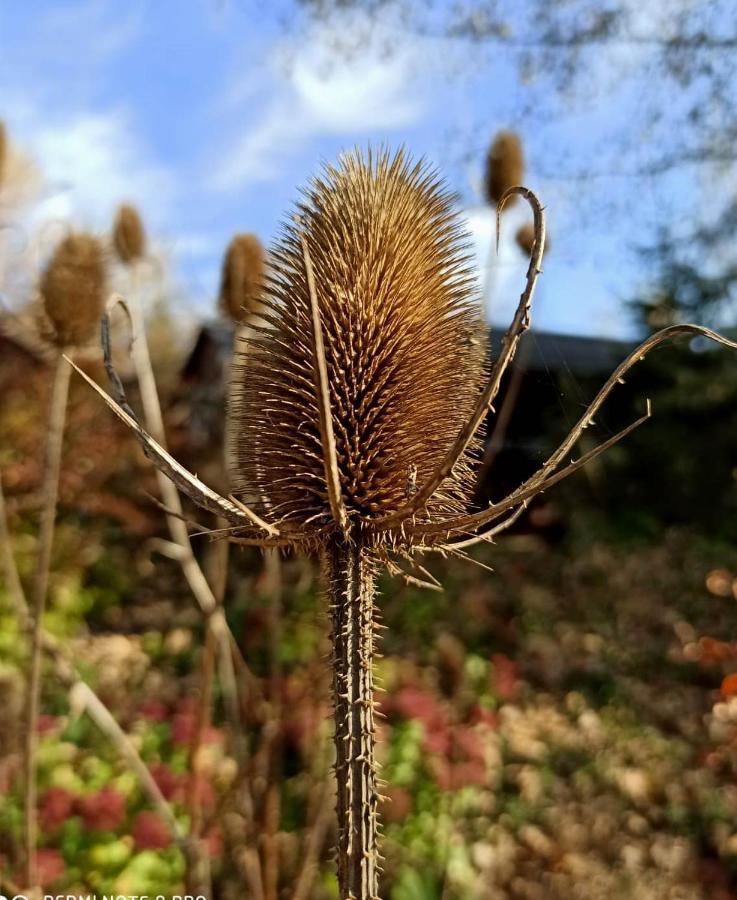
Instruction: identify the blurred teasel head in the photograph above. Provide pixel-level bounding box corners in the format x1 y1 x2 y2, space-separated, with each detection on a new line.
218 233 265 325
484 129 524 208
41 233 106 348
112 203 146 264
516 221 549 257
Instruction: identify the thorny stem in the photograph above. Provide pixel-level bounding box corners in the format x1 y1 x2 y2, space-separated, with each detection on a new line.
327 538 380 900
23 351 71 893
262 548 284 900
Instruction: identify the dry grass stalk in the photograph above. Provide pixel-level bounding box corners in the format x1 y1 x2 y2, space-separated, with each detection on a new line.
219 233 265 323
185 530 230 894
115 293 240 666
22 234 104 890
73 148 737 899
102 293 247 891
484 129 524 207
113 204 146 264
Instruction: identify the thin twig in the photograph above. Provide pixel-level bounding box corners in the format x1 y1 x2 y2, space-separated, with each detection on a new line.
72 682 188 847
112 291 252 768
291 778 335 900
441 503 527 550
23 350 71 892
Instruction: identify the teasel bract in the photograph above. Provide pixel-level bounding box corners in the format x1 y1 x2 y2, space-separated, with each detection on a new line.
113 203 146 264
484 129 524 207
73 147 737 899
219 232 265 324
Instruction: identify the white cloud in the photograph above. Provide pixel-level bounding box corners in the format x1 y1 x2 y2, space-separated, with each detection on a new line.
211 20 425 190
12 109 175 232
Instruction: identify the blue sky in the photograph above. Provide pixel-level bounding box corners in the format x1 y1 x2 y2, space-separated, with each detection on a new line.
1 0 719 339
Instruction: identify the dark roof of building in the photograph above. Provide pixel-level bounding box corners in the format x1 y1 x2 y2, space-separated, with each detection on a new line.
181 319 234 382
181 319 635 383
491 329 634 377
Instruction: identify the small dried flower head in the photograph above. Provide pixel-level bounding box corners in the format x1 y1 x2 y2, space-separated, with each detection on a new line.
516 222 549 257
228 148 486 543
484 130 524 207
219 233 265 323
113 204 146 263
41 233 106 347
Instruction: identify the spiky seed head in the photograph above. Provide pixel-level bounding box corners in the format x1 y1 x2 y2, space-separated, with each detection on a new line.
113 204 146 263
41 233 106 347
484 130 524 207
219 233 265 324
228 148 486 545
515 222 548 257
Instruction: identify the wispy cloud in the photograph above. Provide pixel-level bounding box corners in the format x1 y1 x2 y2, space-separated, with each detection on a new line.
211 18 426 190
11 109 175 232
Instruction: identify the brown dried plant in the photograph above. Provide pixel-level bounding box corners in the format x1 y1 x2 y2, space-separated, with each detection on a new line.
70 147 737 900
41 233 106 347
24 231 106 894
113 203 146 264
219 232 265 324
484 129 524 207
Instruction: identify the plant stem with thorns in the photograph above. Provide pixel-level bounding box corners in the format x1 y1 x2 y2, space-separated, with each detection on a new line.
328 538 380 900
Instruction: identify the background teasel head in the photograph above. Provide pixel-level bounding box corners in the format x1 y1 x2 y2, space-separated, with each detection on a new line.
227 148 487 546
218 233 265 324
484 129 524 207
41 233 106 348
112 203 146 264
516 221 549 257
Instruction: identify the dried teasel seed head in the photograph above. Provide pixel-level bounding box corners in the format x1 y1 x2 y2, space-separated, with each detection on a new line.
484 130 524 208
218 233 265 324
113 204 146 263
41 233 106 347
515 222 549 257
228 148 487 542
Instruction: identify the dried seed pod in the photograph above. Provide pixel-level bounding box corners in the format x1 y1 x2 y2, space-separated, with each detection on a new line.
228 148 486 539
113 204 146 263
516 221 549 257
484 129 524 207
218 233 265 324
41 233 106 347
